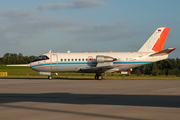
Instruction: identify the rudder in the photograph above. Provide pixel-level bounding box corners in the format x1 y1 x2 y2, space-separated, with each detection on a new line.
138 27 170 52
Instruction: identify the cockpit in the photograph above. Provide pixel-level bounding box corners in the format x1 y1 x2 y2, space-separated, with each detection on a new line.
31 55 49 62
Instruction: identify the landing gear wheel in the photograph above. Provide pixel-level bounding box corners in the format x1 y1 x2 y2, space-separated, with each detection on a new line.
95 73 103 80
48 76 53 80
98 75 103 80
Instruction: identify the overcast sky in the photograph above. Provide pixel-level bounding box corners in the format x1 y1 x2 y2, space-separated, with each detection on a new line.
0 0 179 58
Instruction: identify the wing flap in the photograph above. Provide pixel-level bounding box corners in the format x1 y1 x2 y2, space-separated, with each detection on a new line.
149 48 176 57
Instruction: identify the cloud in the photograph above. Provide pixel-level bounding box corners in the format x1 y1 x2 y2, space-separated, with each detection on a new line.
0 9 84 34
0 9 139 47
38 0 106 10
38 3 74 10
72 0 106 9
0 9 35 19
68 24 140 41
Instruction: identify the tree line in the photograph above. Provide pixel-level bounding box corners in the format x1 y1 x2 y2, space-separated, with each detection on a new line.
0 53 37 64
131 58 180 76
0 53 179 75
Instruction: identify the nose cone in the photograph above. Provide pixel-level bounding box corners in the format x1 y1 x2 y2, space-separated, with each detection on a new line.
29 62 38 71
30 62 46 72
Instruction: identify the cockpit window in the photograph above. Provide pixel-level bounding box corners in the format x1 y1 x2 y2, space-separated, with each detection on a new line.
31 55 49 62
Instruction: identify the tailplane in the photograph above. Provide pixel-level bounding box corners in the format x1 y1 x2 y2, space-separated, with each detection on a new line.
138 27 170 52
149 48 176 57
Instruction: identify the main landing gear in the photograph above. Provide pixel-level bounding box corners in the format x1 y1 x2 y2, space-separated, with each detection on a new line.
95 73 103 80
48 76 53 80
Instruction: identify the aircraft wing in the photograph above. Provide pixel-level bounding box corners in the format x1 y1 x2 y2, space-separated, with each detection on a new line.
79 65 115 73
149 48 176 57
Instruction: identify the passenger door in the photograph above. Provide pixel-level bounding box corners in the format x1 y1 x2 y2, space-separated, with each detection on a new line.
87 56 94 66
50 54 58 70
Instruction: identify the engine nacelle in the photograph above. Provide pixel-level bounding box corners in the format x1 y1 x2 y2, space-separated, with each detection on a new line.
96 55 115 63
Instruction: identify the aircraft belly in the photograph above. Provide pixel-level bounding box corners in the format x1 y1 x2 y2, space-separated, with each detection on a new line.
33 66 50 72
57 66 79 72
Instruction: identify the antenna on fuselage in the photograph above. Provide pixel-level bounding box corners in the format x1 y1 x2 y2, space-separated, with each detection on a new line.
48 50 52 53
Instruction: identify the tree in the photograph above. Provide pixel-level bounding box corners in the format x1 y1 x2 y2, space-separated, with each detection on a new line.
1 53 37 64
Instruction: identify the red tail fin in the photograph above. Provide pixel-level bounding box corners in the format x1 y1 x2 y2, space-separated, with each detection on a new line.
138 27 171 52
152 27 170 52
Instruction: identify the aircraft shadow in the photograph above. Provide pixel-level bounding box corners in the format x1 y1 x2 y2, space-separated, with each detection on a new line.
0 93 180 108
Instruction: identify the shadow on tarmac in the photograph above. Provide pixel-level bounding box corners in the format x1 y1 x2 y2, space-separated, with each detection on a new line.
1 93 179 120
0 93 180 108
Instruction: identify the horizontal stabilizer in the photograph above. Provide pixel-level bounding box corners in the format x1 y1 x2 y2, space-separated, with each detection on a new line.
6 64 30 67
149 48 176 57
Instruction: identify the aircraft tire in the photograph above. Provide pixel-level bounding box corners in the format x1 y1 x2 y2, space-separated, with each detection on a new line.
98 75 103 80
48 76 53 80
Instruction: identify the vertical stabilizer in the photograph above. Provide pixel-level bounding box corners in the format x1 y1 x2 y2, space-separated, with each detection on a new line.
138 27 170 52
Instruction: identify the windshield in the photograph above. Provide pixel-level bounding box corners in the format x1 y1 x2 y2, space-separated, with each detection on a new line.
31 55 49 62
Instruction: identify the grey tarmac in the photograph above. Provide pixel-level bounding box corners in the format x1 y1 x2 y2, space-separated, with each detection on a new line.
0 79 180 120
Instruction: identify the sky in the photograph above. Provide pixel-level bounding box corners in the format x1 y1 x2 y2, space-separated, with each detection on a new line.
0 0 179 58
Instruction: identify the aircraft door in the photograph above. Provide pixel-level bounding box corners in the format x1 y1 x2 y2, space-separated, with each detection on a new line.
50 54 58 70
88 56 94 66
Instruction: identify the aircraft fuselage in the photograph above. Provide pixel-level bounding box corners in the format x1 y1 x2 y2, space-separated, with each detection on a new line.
30 52 168 73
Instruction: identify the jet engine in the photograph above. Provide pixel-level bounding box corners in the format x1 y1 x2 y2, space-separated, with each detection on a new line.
96 55 116 63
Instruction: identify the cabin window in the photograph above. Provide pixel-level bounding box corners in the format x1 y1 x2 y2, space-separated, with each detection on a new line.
64 59 66 61
75 59 77 61
86 58 88 61
79 59 81 61
71 59 74 61
82 59 84 61
61 59 63 61
68 59 70 61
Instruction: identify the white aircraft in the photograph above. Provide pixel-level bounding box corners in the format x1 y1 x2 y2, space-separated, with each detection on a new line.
8 27 176 80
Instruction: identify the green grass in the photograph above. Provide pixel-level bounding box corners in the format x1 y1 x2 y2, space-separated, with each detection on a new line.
0 65 180 80
0 65 38 75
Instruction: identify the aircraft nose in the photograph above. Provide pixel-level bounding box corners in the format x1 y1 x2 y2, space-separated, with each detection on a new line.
29 63 36 70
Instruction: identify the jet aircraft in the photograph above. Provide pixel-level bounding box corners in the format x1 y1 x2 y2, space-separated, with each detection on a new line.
8 27 176 80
